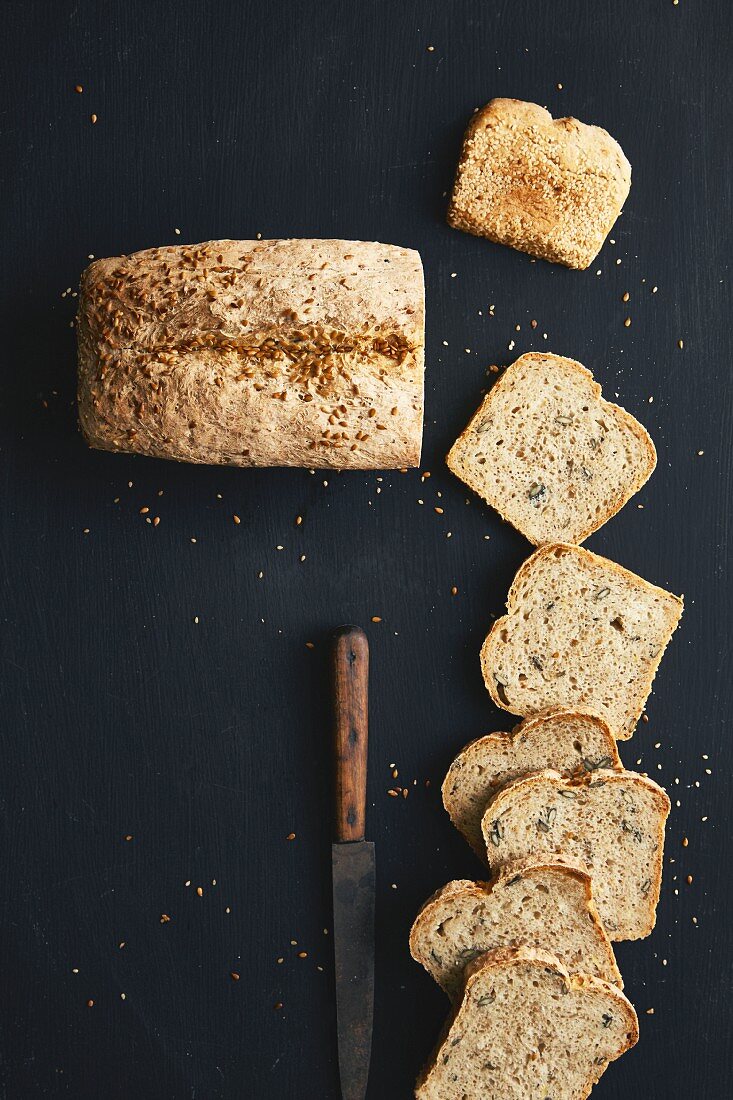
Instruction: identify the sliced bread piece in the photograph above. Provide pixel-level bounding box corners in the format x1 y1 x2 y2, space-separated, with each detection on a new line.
409 860 621 1000
481 543 683 739
446 353 656 545
415 946 638 1100
442 709 621 857
481 769 671 940
447 98 631 269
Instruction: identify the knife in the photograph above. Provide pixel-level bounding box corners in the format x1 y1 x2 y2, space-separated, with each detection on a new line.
331 626 375 1100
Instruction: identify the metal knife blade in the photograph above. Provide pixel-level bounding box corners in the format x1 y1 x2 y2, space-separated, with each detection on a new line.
332 839 375 1100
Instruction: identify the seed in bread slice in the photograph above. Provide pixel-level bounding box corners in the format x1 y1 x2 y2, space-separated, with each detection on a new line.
409 861 621 1001
481 543 683 739
481 769 670 940
442 709 621 858
446 353 656 545
415 946 638 1100
447 98 631 269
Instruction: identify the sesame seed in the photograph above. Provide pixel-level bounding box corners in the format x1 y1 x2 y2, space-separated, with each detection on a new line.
371 616 382 623
624 317 631 327
87 1000 94 1008
74 84 83 93
286 832 296 841
233 514 241 524
678 339 684 349
90 113 97 124
196 886 203 897
230 972 240 981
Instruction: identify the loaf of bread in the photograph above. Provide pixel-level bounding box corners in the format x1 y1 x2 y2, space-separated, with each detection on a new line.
446 353 656 545
481 769 670 940
447 98 631 269
77 239 425 469
481 543 683 739
409 860 621 1000
442 709 621 857
415 946 638 1099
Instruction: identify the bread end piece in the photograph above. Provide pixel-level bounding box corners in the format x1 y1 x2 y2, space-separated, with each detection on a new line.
447 98 631 269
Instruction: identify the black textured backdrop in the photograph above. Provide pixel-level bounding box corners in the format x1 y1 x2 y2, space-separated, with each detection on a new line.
1 2 731 1097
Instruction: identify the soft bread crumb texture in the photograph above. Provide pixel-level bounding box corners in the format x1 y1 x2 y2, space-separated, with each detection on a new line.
409 860 621 1000
481 770 671 941
448 98 631 269
446 353 656 545
415 946 638 1099
77 239 425 469
481 543 683 739
442 709 620 857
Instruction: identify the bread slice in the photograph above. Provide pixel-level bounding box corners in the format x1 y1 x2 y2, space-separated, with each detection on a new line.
481 770 670 940
446 353 656 545
481 543 683 739
415 946 638 1099
442 709 621 858
447 98 631 269
409 861 621 1000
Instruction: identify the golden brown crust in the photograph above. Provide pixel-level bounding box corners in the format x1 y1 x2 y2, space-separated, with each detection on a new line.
448 98 631 269
77 238 425 469
446 353 657 545
481 543 683 738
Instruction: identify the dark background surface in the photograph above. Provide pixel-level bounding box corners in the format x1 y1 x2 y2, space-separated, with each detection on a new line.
1 1 731 1096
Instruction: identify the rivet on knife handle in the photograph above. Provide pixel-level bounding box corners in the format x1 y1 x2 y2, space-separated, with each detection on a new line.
333 626 369 843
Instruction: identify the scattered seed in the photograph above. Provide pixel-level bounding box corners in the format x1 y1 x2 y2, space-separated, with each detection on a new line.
371 616 382 623
90 113 97 124
231 972 240 981
624 317 632 328
286 832 296 841
160 914 170 923
75 84 83 93
233 515 241 525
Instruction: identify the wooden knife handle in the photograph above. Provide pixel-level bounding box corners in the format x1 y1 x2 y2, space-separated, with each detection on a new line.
332 626 369 843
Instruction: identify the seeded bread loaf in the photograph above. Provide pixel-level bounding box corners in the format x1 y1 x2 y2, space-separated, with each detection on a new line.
481 769 670 940
442 709 621 857
415 946 638 1099
77 238 425 469
481 543 683 739
409 860 621 1000
447 98 631 269
446 353 656 545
